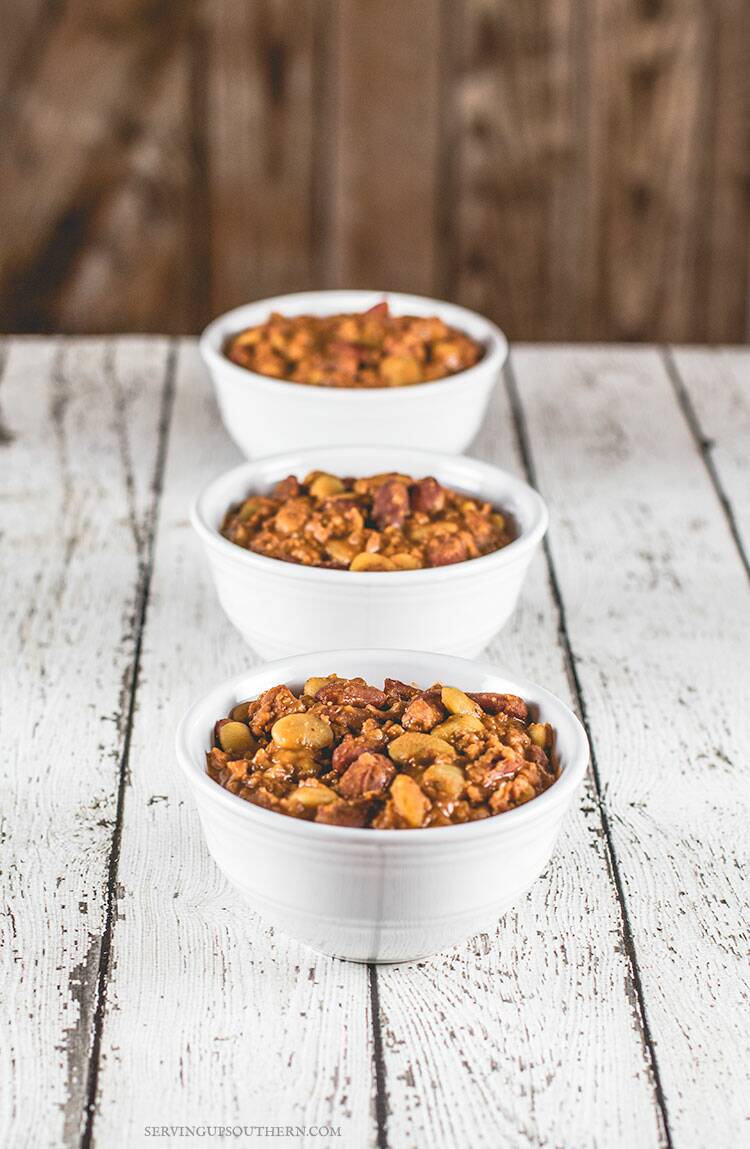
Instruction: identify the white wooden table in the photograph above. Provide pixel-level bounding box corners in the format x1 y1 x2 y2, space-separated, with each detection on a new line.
2 339 749 1149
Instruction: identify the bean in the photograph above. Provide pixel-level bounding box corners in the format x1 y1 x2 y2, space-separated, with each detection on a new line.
271 712 334 750
528 722 551 749
379 354 421 387
303 675 336 698
422 762 466 802
431 714 484 740
388 732 455 765
349 552 395 572
326 539 356 565
441 686 482 717
390 774 430 827
390 553 420 570
289 783 338 808
511 776 537 805
217 720 255 755
309 473 345 499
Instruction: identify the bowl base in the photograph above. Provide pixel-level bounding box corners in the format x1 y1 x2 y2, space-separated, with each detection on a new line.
230 885 535 964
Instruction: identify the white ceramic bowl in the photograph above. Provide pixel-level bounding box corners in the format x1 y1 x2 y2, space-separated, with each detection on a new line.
176 650 589 963
192 446 548 659
199 290 508 458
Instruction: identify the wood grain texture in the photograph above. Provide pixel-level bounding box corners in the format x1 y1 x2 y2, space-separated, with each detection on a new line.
0 0 47 102
0 3 749 339
205 0 317 314
0 338 171 1147
445 0 583 339
511 345 750 1148
691 1 750 341
374 376 667 1149
53 48 196 335
0 0 194 331
668 347 750 560
585 0 708 340
325 0 442 295
88 344 376 1148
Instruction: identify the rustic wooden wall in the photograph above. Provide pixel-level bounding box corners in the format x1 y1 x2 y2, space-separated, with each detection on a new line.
0 0 748 341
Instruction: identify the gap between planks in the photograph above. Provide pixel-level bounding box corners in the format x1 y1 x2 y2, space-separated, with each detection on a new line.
662 347 750 585
79 341 179 1149
503 355 674 1149
368 966 389 1149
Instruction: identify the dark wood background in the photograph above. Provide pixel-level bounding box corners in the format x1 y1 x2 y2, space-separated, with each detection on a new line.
1 0 748 342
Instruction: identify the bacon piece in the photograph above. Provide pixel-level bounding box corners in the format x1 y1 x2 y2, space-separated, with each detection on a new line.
315 680 388 708
274 474 301 498
468 693 529 721
410 477 445 514
402 694 445 732
338 753 395 798
331 735 384 774
372 479 410 529
384 678 419 701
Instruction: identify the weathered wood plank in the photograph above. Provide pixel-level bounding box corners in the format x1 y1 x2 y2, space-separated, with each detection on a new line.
691 2 750 341
53 47 195 335
1 2 749 340
0 338 171 1147
445 0 583 339
0 0 47 102
446 0 750 342
205 0 317 314
373 373 666 1149
668 347 750 562
0 1 194 331
89 344 376 1148
584 0 712 341
511 345 750 1148
325 0 442 294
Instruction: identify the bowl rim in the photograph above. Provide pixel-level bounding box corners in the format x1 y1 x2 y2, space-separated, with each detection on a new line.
191 446 549 586
198 289 508 400
175 649 589 845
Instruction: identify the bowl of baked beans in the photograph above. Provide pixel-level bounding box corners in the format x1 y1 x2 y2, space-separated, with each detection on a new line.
176 649 589 961
191 446 548 658
199 291 508 458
